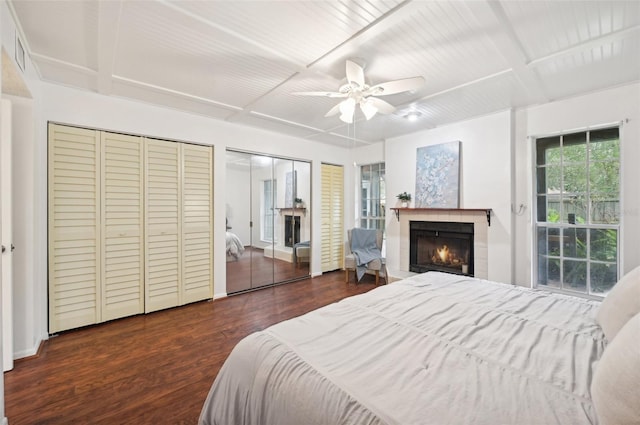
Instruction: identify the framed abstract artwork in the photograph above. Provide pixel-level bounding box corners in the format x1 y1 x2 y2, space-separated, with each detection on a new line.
415 141 461 208
285 170 297 207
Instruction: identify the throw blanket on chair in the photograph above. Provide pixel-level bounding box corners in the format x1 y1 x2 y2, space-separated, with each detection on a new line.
293 240 310 264
351 228 381 281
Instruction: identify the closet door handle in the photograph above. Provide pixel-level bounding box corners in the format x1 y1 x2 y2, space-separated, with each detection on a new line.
11 244 15 252
1 245 4 253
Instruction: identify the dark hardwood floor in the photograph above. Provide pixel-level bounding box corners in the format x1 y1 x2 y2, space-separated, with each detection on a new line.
5 271 380 425
226 246 310 294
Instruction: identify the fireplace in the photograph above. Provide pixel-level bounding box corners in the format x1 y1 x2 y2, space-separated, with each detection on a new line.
284 215 301 247
410 221 474 275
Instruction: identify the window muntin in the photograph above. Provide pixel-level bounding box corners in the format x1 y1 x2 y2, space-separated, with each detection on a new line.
535 127 620 296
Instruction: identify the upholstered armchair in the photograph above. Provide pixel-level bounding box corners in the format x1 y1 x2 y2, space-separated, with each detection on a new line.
294 242 310 268
344 229 386 285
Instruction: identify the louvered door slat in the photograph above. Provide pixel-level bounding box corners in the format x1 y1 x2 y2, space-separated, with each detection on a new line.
145 139 181 312
101 132 144 321
182 144 213 303
48 124 100 333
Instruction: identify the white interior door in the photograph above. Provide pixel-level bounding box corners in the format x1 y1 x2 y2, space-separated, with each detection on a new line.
1 99 13 371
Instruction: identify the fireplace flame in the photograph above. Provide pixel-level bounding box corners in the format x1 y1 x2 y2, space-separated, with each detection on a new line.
437 245 449 263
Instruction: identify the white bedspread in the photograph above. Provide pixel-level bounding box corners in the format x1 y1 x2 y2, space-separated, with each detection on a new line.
199 272 605 425
226 231 245 260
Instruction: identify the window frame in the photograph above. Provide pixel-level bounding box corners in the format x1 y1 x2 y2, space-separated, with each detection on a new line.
532 124 622 298
358 162 386 233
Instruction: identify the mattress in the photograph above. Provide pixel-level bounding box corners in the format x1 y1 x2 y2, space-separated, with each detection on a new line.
199 272 605 425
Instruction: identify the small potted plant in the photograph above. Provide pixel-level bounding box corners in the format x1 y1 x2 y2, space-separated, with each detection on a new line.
397 192 411 208
294 197 304 208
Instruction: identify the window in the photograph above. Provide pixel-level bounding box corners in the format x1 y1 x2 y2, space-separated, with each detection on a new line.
360 163 385 232
262 179 276 242
535 127 620 296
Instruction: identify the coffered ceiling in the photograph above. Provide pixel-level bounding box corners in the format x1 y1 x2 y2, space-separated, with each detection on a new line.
8 0 640 147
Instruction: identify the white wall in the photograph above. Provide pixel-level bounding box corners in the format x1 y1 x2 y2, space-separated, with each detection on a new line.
12 81 352 355
361 83 640 288
385 110 513 284
250 160 272 249
513 82 640 285
225 164 251 244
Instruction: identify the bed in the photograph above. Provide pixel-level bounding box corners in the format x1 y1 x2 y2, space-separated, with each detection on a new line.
226 231 245 260
199 270 640 425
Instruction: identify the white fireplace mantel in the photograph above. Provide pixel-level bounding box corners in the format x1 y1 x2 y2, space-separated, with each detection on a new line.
276 207 307 216
390 207 492 225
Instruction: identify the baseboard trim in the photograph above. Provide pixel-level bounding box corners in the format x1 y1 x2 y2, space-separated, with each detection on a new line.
14 337 45 361
213 292 227 300
386 268 417 283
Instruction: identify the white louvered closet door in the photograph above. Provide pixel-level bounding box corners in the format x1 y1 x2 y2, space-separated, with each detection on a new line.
181 144 213 304
101 132 144 321
320 163 344 272
145 139 181 313
48 124 101 333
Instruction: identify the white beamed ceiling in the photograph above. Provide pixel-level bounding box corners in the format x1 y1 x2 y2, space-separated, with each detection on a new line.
8 0 640 147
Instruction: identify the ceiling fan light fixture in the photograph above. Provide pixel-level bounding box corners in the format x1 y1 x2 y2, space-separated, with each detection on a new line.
339 111 354 124
360 100 378 120
406 111 422 122
339 98 356 123
339 97 356 115
292 60 424 123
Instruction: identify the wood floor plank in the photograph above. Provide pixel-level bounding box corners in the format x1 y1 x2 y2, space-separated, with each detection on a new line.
5 271 379 425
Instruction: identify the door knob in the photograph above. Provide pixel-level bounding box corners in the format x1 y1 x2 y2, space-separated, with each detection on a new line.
1 245 4 253
11 244 15 252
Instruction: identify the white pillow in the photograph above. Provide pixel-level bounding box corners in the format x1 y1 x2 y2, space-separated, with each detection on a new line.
596 265 640 342
591 312 640 425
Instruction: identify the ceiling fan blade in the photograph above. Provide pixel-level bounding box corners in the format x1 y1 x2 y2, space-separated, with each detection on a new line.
367 76 425 96
366 97 396 115
292 91 347 98
325 102 342 117
345 60 365 88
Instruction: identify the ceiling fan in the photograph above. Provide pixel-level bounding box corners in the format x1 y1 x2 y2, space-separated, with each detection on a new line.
293 60 425 124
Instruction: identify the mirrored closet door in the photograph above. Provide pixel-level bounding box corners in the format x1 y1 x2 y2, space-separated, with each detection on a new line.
225 150 311 294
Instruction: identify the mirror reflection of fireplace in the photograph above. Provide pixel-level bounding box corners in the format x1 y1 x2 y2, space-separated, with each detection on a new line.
410 221 474 276
284 215 301 248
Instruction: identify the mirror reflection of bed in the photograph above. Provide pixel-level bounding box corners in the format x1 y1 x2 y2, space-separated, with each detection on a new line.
226 150 311 294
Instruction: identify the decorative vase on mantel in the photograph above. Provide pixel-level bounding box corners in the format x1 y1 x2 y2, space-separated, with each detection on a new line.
401 201 409 208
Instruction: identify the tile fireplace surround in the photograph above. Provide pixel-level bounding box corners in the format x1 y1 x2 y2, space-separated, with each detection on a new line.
396 209 490 279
